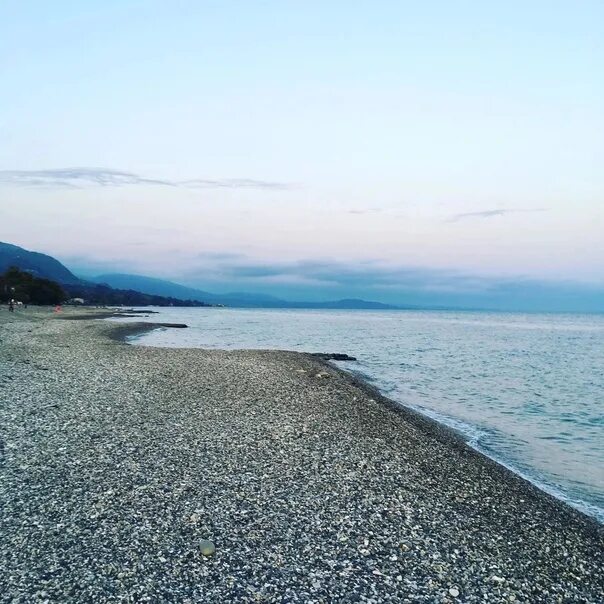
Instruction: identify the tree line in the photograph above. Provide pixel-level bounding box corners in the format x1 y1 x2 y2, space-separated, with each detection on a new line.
1 267 65 305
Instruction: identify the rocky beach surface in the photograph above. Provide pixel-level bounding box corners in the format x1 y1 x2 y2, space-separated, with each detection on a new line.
0 308 603 603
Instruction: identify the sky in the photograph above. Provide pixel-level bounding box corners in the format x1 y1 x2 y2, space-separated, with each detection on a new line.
1 1 603 309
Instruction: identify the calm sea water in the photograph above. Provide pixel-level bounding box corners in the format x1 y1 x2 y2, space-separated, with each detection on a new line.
117 308 604 522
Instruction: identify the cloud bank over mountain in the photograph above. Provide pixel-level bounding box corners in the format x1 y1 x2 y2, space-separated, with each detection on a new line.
63 251 604 313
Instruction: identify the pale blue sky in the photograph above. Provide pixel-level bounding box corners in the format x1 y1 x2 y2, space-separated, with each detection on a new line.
1 1 603 308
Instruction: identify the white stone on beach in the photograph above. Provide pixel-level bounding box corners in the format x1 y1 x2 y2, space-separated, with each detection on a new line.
199 540 216 556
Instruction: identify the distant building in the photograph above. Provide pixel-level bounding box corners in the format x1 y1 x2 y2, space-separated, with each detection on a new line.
67 297 86 305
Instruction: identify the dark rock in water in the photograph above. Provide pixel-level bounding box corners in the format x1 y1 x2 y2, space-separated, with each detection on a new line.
156 323 188 328
312 353 357 361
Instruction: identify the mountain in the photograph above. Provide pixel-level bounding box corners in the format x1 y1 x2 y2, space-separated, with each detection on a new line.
94 273 217 303
94 273 400 309
0 242 210 307
0 242 82 284
61 281 211 307
94 274 292 307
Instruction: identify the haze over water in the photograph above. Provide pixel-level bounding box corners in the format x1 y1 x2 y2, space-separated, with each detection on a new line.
121 308 604 522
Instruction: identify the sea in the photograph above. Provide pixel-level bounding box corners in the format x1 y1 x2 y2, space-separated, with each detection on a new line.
114 307 604 523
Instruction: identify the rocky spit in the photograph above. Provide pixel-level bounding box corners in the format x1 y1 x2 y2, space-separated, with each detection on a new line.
0 308 603 603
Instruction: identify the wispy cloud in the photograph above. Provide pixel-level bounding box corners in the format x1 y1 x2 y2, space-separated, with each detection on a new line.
348 207 383 215
0 168 173 188
0 167 292 190
183 178 291 190
447 208 547 222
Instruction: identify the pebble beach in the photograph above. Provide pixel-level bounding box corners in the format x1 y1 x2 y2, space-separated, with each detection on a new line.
0 308 603 603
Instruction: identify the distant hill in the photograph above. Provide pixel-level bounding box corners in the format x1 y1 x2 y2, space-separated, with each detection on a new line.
94 273 217 303
0 242 210 307
0 242 81 284
94 273 290 307
62 281 211 307
94 273 400 309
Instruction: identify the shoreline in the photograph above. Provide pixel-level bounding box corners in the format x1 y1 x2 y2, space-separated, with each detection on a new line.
120 315 604 528
1 308 603 601
339 362 604 526
338 363 604 528
109 317 604 535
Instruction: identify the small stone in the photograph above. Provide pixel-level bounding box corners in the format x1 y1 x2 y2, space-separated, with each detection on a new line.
449 587 460 598
200 539 216 556
491 575 505 584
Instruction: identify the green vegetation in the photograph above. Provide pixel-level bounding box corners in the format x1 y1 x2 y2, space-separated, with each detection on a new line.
1 266 66 305
0 266 211 307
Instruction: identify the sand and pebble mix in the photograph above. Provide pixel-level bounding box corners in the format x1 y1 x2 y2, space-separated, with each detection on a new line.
0 308 603 602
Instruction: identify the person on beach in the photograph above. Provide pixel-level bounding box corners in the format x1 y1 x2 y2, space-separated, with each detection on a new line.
8 299 14 312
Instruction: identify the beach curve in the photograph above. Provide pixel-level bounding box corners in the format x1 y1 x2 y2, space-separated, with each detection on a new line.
0 308 603 602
